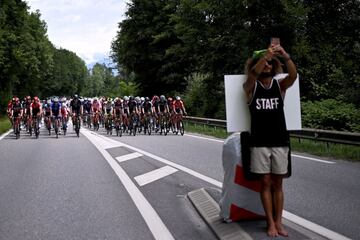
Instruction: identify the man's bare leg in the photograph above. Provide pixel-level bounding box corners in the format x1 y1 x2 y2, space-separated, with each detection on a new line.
261 174 278 237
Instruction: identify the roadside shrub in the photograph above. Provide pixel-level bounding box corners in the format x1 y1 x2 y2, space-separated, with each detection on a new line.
301 99 360 132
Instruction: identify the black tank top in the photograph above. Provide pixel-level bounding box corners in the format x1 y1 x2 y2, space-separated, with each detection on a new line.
249 79 289 147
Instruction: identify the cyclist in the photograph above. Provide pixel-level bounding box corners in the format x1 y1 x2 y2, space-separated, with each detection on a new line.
83 97 92 127
103 98 113 129
112 97 123 131
23 96 32 132
11 97 23 132
91 97 101 117
70 94 83 129
157 95 170 132
43 100 52 132
127 96 139 127
30 96 42 133
167 97 175 130
11 97 23 118
173 96 187 115
122 96 129 130
51 97 62 134
173 96 187 133
152 95 160 130
60 97 70 131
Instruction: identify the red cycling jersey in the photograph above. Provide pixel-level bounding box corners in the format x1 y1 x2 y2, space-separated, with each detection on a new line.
173 100 184 110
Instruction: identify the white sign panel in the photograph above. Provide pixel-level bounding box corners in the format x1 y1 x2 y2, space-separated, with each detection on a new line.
224 74 301 132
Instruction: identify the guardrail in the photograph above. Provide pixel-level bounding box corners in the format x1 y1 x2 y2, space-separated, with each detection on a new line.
184 116 360 146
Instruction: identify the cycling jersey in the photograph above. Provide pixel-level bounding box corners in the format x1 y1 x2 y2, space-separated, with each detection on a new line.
128 100 137 113
61 103 68 116
12 102 22 117
31 102 41 116
70 99 82 115
105 103 112 114
158 99 168 112
51 102 61 116
44 104 51 117
114 102 122 116
84 101 92 113
143 101 152 113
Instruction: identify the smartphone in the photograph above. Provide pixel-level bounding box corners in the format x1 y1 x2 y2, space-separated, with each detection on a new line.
271 37 280 46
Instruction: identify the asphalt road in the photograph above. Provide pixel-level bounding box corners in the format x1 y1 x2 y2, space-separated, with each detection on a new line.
0 126 359 240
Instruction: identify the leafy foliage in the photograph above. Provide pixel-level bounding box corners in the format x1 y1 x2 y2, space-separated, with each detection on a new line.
0 0 88 112
111 0 360 131
301 99 360 132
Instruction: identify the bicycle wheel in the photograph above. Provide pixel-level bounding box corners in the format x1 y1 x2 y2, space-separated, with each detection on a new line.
179 120 185 135
55 120 59 138
75 118 80 137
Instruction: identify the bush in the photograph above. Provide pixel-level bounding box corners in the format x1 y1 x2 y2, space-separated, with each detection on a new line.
183 73 209 117
301 99 360 132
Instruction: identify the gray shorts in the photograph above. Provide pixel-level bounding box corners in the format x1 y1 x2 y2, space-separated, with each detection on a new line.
250 147 289 174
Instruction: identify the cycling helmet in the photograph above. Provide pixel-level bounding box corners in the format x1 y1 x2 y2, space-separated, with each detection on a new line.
93 97 98 101
160 95 166 101
176 96 181 100
33 96 39 101
140 97 145 102
135 96 140 102
74 94 78 99
26 95 31 100
47 99 51 104
129 96 134 101
167 97 173 101
145 97 150 101
54 97 59 102
124 96 129 101
62 97 67 102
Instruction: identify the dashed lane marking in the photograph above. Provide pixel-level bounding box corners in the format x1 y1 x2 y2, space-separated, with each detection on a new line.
116 152 143 163
134 165 178 187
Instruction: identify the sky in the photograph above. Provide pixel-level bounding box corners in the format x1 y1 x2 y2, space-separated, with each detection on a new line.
26 0 129 67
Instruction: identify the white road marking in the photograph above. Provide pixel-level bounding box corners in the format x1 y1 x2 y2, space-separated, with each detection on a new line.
283 211 352 240
134 166 178 187
0 129 12 141
85 131 349 240
116 152 143 163
82 129 175 240
119 142 223 188
184 133 224 143
185 133 337 164
292 154 335 164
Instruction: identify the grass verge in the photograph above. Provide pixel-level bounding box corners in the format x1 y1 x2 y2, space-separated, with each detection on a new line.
184 122 360 162
0 116 11 135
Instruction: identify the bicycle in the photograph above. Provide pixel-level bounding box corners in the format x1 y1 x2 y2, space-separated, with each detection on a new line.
114 115 123 137
53 116 61 138
143 112 153 135
174 113 185 136
105 114 113 135
72 113 81 137
93 112 100 131
44 116 52 135
13 115 21 139
25 114 33 136
32 115 41 139
128 113 138 136
61 115 68 136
